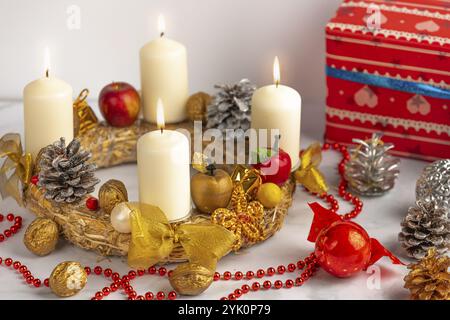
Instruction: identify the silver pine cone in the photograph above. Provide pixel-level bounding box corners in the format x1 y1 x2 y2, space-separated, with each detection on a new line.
344 133 400 196
206 79 256 137
399 201 450 260
416 159 450 211
38 138 100 204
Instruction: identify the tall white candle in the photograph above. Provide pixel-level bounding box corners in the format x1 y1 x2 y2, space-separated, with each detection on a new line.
251 57 301 170
24 48 73 158
137 99 191 222
140 15 189 124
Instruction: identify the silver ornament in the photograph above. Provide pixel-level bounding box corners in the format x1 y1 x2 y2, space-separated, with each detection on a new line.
416 159 450 211
206 79 256 139
344 133 400 197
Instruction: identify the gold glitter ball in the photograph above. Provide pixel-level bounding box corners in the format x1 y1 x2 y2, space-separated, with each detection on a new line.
49 261 87 297
169 263 214 296
98 179 128 215
23 218 59 256
186 92 211 122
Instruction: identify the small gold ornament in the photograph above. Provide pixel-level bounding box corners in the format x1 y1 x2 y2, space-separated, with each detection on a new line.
73 89 99 137
186 92 211 122
98 179 128 215
49 261 88 297
230 165 262 198
404 248 450 300
257 183 282 208
191 164 233 214
295 143 328 195
23 218 59 256
169 263 214 296
212 182 265 251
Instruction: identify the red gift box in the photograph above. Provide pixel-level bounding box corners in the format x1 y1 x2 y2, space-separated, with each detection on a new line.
325 0 450 161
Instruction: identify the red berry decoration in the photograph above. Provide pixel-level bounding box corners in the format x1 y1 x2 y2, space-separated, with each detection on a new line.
30 175 39 185
252 135 292 186
86 197 99 211
307 202 404 278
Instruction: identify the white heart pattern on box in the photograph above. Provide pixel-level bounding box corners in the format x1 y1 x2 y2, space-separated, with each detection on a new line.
354 86 378 108
407 95 431 116
415 20 440 33
362 12 388 25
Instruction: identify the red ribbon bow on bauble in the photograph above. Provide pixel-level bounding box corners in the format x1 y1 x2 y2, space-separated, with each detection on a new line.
307 202 404 278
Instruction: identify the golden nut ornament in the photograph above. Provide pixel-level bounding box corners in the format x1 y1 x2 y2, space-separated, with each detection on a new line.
23 218 59 256
186 92 211 122
169 263 214 296
49 261 87 297
191 164 233 214
98 179 128 215
257 183 282 208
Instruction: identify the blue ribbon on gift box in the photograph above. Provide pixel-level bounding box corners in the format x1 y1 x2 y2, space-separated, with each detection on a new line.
326 66 450 100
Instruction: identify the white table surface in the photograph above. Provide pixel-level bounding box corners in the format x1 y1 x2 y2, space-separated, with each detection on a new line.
0 100 428 300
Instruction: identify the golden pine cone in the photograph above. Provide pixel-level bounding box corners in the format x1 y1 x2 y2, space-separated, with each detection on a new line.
23 218 59 256
404 248 450 300
169 263 214 296
98 179 128 215
186 92 211 122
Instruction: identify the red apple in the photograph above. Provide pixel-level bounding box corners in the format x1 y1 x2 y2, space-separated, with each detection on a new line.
252 136 292 186
99 82 140 127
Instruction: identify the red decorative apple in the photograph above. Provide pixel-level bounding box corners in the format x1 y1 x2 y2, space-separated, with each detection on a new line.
252 136 292 186
99 82 140 127
308 202 404 278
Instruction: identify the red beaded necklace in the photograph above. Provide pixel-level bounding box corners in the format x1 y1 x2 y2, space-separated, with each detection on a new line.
0 142 362 300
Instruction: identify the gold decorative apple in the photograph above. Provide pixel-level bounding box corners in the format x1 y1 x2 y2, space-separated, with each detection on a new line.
191 164 233 214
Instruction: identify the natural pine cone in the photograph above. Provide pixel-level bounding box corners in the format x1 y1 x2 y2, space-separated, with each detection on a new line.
404 248 450 300
38 138 100 204
399 201 450 260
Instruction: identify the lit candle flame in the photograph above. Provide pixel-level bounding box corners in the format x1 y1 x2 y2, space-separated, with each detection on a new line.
273 56 280 87
156 98 165 133
158 14 166 37
44 46 51 77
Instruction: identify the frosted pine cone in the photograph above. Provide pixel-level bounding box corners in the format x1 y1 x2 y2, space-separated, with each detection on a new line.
399 201 450 260
38 138 100 204
344 133 400 196
206 79 256 137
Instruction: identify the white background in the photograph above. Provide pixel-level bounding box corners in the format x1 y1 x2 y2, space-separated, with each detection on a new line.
0 0 342 134
0 0 429 300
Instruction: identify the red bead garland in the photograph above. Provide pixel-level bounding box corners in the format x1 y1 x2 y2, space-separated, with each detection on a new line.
0 143 363 300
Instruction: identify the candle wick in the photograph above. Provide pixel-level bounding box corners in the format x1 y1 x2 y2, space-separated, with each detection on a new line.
45 69 49 78
160 127 164 134
160 32 165 38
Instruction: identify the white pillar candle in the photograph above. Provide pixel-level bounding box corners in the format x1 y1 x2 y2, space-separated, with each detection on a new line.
251 57 301 170
137 99 191 222
23 48 73 158
140 15 189 124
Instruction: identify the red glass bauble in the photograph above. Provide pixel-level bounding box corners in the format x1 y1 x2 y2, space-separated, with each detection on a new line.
315 221 371 278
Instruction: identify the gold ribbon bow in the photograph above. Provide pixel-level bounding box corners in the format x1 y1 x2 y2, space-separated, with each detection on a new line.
127 202 236 270
294 143 328 195
73 89 98 137
0 133 32 206
212 182 265 251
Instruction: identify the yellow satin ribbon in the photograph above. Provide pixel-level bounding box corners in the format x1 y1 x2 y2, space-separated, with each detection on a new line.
0 133 32 206
295 143 328 195
127 202 236 270
73 89 98 136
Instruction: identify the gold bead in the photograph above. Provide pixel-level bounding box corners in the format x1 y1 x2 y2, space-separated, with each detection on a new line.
98 179 128 215
169 263 214 296
23 218 59 256
49 261 87 297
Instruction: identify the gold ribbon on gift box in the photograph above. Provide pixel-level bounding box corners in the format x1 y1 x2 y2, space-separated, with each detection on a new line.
295 143 328 195
127 202 236 270
0 133 32 206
